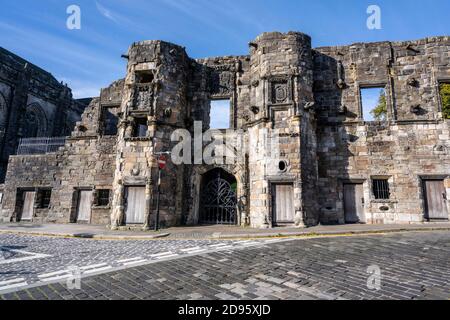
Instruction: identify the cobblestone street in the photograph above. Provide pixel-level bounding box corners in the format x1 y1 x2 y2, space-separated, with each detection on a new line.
1 231 449 300
0 233 285 292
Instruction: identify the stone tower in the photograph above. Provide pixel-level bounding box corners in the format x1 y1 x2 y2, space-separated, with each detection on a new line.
247 32 318 228
111 41 189 230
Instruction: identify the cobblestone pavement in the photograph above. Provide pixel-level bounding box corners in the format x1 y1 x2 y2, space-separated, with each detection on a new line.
1 231 449 300
0 233 285 293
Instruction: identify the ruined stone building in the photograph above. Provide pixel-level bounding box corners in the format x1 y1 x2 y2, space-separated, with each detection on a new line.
0 47 87 184
0 32 449 229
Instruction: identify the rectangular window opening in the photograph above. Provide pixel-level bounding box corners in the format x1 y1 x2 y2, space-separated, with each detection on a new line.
360 87 387 121
38 189 52 209
135 70 154 84
439 82 450 119
96 189 110 207
133 118 148 137
372 179 390 200
103 106 119 136
210 99 231 129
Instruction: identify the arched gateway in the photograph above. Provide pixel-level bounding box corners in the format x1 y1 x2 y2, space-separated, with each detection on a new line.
200 168 237 225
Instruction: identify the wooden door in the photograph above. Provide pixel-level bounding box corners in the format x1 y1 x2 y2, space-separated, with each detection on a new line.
125 187 146 224
76 190 92 222
423 180 448 220
344 184 365 223
272 184 294 225
21 191 35 221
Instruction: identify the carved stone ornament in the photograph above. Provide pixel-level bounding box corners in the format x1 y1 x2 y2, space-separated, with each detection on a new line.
131 165 140 176
163 108 172 118
210 64 236 98
338 104 347 115
274 83 288 103
410 104 422 115
407 78 419 87
250 106 260 114
433 144 447 153
268 75 292 105
303 102 316 111
336 60 346 89
337 79 346 89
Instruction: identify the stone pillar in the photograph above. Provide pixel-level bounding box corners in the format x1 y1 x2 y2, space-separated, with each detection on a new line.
143 175 153 230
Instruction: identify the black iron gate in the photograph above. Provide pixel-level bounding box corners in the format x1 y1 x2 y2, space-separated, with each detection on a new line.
200 172 237 225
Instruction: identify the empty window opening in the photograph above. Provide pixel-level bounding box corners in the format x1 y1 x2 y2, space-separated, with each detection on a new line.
136 71 154 84
210 100 231 129
38 189 52 209
372 179 390 200
439 83 450 119
133 118 148 137
96 189 110 207
103 106 119 136
360 87 387 121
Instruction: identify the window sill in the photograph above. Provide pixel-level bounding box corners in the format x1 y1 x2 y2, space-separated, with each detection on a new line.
124 137 151 142
93 206 111 210
370 199 398 204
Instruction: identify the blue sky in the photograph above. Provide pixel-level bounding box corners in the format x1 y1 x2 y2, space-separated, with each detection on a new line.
1 0 449 98
210 100 231 129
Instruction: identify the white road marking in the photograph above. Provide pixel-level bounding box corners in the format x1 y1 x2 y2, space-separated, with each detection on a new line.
209 243 230 248
122 259 147 266
80 263 108 270
0 277 26 286
183 249 207 254
239 241 261 246
0 281 29 292
83 266 112 274
264 239 283 243
154 254 179 259
39 274 71 282
214 245 233 250
0 247 51 265
38 270 70 279
180 246 201 252
335 259 348 264
150 251 175 258
117 257 144 263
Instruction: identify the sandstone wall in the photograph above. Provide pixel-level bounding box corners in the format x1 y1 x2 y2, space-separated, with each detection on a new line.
314 37 450 224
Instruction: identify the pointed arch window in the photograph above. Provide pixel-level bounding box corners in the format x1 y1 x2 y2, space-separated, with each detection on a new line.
23 103 48 138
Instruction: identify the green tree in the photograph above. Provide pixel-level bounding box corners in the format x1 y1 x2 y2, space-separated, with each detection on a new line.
370 89 387 121
440 83 450 119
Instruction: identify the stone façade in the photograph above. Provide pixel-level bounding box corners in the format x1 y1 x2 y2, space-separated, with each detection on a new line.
0 31 449 229
0 47 87 183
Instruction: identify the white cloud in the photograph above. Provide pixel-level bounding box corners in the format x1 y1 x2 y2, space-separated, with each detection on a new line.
95 1 119 23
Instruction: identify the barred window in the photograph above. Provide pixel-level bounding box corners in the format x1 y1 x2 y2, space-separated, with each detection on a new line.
372 179 390 199
38 189 52 208
97 190 110 207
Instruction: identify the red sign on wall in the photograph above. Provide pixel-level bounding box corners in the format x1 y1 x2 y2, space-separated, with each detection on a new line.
158 155 167 170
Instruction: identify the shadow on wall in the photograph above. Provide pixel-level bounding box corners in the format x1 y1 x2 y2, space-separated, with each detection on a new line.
314 52 351 225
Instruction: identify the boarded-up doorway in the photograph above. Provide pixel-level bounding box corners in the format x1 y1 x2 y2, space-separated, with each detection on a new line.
125 186 146 224
423 180 448 221
272 184 294 225
76 190 93 222
20 191 36 221
344 183 365 223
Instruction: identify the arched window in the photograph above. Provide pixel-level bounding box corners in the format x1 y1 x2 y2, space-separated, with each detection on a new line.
23 103 48 138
